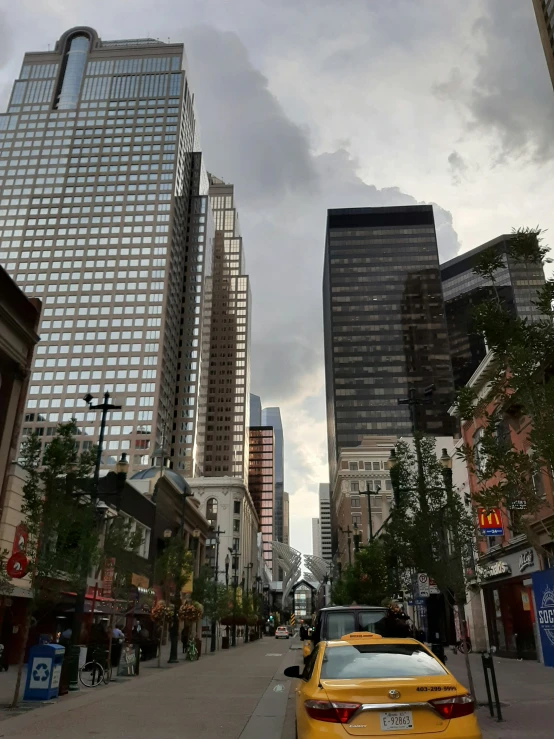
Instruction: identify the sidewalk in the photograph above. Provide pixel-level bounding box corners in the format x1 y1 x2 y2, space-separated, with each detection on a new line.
0 633 252 716
447 650 554 738
0 634 296 738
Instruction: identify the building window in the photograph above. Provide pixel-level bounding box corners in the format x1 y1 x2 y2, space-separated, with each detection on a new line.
206 498 218 528
349 462 358 471
351 496 360 509
352 514 362 526
233 519 240 533
233 500 241 515
372 461 380 470
350 481 359 492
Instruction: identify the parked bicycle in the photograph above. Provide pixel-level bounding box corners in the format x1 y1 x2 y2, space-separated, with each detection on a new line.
451 637 472 655
185 637 198 662
79 647 112 687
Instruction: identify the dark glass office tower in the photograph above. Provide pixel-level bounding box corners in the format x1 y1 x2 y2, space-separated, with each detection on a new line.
248 426 274 573
441 235 545 388
323 205 455 482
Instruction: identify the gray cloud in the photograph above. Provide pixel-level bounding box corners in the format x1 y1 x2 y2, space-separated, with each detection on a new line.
185 26 462 403
436 0 554 163
448 150 468 186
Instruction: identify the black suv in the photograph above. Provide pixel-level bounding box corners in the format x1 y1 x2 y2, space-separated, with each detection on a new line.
311 605 388 646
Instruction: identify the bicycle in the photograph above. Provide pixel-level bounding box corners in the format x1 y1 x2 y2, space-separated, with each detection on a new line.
451 637 472 655
79 647 111 687
185 637 198 661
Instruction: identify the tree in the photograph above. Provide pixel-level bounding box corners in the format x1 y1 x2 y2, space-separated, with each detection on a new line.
332 539 391 606
382 436 476 697
155 536 193 663
454 227 554 551
12 422 100 706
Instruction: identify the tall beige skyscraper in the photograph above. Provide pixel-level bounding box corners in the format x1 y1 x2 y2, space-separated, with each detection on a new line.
0 27 198 474
532 0 554 90
196 175 250 480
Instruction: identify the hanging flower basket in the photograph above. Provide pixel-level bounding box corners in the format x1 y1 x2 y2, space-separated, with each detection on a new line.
151 601 173 622
179 602 202 622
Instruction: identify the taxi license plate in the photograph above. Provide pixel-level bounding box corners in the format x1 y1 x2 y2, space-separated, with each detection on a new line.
379 711 413 731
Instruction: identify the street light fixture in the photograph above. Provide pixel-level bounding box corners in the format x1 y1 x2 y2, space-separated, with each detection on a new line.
83 391 122 499
115 452 129 476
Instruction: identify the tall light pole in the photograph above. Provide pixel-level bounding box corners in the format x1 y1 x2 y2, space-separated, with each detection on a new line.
244 563 253 643
168 483 194 664
340 526 353 566
228 548 240 647
84 391 122 500
210 526 225 653
360 483 380 543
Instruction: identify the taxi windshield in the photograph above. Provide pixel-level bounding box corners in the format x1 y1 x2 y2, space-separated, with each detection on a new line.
321 644 448 680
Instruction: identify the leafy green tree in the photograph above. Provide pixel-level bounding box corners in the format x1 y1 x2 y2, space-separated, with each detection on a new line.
155 536 193 662
454 227 554 552
332 540 391 606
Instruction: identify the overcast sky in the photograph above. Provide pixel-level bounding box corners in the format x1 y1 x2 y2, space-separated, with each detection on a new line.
2 1 553 557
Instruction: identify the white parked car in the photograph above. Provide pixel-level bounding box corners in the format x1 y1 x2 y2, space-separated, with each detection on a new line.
275 626 290 639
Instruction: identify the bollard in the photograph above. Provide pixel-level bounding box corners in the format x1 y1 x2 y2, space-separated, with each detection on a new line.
67 645 82 692
481 653 494 717
481 651 503 722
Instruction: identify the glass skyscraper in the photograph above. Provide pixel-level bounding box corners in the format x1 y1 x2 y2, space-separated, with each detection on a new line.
323 205 455 483
261 406 284 543
195 175 250 481
0 27 198 473
441 235 545 388
248 426 274 572
533 0 554 91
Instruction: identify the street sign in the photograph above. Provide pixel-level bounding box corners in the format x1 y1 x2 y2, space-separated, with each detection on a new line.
7 552 28 579
478 508 504 536
417 573 430 597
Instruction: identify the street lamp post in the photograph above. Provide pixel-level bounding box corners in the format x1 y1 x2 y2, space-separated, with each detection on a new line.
210 526 225 653
84 391 122 500
352 522 361 554
228 548 240 647
340 526 353 566
244 563 253 643
360 483 380 543
168 484 194 664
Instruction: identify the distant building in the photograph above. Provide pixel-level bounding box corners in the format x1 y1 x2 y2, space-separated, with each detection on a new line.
323 205 455 485
282 492 290 545
248 426 275 573
312 518 321 558
249 394 262 426
262 407 284 544
319 484 332 561
441 235 545 388
532 0 554 91
331 437 395 571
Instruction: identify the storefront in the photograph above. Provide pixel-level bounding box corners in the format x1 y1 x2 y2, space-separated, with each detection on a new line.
480 546 540 660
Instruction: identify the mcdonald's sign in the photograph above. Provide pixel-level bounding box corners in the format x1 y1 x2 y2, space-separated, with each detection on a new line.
478 507 503 536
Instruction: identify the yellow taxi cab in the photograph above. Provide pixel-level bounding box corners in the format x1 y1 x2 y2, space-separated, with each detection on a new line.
284 632 481 739
302 639 312 664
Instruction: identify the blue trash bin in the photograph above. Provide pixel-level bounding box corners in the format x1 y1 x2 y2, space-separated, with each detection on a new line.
23 643 65 701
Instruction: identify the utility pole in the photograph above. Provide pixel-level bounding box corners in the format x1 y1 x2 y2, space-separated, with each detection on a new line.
398 385 434 513
244 563 253 643
340 526 353 566
360 483 379 542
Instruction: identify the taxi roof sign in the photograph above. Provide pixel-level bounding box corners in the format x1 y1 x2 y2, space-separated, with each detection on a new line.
340 632 382 642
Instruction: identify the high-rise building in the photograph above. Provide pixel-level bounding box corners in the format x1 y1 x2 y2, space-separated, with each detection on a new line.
0 27 197 473
262 406 284 543
195 175 250 480
532 0 554 91
249 394 261 426
172 152 213 476
248 426 274 572
282 491 290 545
312 518 321 558
441 235 545 388
318 483 332 561
323 205 455 483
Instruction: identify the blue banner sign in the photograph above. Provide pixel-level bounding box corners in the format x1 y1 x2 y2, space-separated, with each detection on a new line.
532 569 554 668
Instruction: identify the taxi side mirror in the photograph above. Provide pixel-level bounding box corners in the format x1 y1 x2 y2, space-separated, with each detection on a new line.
284 665 301 679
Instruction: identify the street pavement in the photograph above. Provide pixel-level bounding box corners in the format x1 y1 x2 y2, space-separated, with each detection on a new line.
0 635 299 739
2 638 554 738
447 649 554 739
